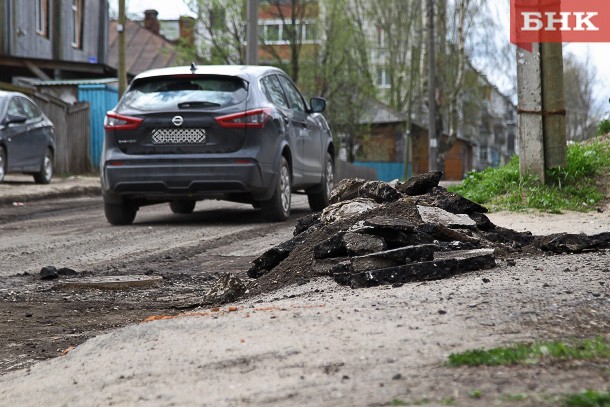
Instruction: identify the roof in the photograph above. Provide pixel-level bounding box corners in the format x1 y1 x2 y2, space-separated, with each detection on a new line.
23 78 119 87
107 20 179 77
133 65 286 82
359 100 407 125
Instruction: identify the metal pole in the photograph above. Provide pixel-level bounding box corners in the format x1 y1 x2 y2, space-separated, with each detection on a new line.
246 0 259 65
427 0 437 171
118 0 127 95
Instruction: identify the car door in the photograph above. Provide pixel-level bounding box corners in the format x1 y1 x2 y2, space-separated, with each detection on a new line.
260 74 307 184
18 97 48 171
3 97 30 171
276 75 323 183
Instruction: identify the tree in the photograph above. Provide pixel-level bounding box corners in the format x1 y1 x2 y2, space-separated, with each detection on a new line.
314 0 376 162
258 0 318 84
563 52 605 141
185 0 247 64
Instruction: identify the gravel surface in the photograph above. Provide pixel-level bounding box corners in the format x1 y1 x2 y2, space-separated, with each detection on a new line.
0 198 608 406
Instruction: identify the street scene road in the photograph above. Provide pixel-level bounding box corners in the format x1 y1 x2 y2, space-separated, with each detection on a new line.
0 176 608 406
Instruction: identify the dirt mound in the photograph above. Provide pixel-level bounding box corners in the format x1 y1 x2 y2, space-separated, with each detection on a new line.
205 173 610 304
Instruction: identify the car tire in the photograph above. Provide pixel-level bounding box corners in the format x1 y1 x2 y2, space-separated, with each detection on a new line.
33 148 53 184
307 153 334 212
104 201 137 225
261 156 291 222
169 200 196 214
0 146 6 183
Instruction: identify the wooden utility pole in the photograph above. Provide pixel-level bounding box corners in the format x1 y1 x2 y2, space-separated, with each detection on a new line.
118 0 127 95
246 0 259 65
427 0 437 172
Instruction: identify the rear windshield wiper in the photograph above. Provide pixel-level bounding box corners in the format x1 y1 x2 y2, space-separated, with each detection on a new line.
178 101 221 109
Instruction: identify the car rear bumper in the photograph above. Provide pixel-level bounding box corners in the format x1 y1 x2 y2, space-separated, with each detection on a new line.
101 157 276 203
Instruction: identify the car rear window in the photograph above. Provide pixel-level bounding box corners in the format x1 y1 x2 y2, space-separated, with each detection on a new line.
121 75 248 111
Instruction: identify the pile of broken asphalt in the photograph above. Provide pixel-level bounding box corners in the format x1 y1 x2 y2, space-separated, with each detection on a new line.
204 171 610 305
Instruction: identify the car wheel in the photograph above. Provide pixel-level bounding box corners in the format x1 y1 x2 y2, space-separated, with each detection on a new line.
169 200 196 214
261 156 291 222
0 146 6 183
33 148 53 184
307 153 334 212
104 201 137 225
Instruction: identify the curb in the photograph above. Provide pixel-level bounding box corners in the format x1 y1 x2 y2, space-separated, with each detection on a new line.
0 185 101 206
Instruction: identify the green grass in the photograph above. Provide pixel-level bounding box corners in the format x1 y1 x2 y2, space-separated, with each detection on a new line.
564 390 610 407
448 138 610 213
447 336 610 367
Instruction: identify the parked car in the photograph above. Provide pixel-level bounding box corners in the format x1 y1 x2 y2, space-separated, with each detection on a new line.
0 91 55 184
101 65 334 225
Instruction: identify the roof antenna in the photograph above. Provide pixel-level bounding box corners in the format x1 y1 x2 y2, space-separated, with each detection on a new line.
190 62 197 73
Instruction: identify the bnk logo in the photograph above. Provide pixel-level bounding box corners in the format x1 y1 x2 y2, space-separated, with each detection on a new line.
510 0 610 51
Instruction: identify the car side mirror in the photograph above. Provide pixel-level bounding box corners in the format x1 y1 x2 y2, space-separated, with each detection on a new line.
310 97 326 113
5 114 27 125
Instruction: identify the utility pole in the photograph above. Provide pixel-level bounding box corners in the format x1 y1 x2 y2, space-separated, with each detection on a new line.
427 0 437 172
117 0 127 96
246 0 259 65
516 0 566 184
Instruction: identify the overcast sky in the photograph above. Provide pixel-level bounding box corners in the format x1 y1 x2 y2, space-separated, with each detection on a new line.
107 0 610 110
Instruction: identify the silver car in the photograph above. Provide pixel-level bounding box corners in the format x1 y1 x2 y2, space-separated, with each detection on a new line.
101 65 334 225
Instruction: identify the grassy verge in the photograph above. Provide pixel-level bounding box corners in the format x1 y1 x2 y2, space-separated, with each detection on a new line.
448 137 610 213
447 336 610 367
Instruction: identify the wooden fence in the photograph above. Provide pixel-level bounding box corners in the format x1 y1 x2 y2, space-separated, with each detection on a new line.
0 82 91 174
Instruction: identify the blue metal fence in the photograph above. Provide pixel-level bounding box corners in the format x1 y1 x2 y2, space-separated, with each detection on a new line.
78 84 119 169
353 161 406 182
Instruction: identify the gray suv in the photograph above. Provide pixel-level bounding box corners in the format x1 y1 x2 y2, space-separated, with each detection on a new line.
101 65 334 225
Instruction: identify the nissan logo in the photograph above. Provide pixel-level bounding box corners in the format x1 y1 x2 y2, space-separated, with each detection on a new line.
172 116 184 127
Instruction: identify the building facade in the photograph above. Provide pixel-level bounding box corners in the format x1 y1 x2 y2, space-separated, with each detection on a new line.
0 0 111 82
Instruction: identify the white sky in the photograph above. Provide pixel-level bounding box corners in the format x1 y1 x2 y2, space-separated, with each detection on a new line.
108 1 610 109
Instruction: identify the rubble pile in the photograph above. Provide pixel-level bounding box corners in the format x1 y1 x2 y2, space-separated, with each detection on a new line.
205 172 610 303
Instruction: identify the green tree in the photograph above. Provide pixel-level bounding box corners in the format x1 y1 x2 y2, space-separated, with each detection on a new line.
563 53 605 141
185 0 247 64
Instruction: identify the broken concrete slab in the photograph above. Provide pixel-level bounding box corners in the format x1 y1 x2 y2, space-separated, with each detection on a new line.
395 171 443 196
358 181 401 204
343 232 386 256
321 198 379 224
40 266 59 280
334 249 496 288
416 223 480 243
202 274 246 305
417 205 477 228
62 275 163 290
426 188 488 214
349 245 437 272
329 178 368 204
363 216 415 232
536 232 610 254
314 233 347 259
248 229 313 278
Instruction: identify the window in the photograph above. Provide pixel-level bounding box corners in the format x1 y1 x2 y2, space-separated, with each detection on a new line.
377 27 386 48
36 0 49 38
19 98 43 120
377 67 390 88
261 75 289 110
260 20 316 44
71 0 84 49
278 76 305 112
121 76 248 111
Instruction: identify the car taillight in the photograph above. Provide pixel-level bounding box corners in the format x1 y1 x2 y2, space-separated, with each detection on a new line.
215 108 272 129
104 112 143 130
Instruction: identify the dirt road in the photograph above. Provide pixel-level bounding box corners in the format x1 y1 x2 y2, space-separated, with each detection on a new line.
0 193 608 406
0 195 310 373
